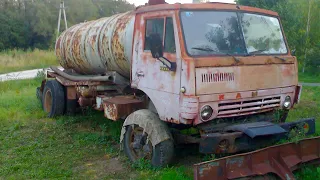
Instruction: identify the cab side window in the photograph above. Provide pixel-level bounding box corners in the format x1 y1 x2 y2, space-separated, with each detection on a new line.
144 18 164 51
164 17 176 53
144 17 176 53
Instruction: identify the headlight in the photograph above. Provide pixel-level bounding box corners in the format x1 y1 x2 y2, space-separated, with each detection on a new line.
283 96 291 109
201 105 213 121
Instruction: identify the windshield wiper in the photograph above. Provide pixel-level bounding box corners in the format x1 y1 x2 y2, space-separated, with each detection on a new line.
246 49 267 56
246 49 287 61
192 47 214 52
274 56 286 61
191 47 240 63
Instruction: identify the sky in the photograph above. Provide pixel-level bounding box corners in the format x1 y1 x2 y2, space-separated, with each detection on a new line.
126 0 235 6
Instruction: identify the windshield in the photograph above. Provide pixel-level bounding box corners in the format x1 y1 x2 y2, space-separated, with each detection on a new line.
180 11 288 56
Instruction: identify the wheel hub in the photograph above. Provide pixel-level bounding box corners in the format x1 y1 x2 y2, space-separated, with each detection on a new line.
44 90 52 113
129 126 152 160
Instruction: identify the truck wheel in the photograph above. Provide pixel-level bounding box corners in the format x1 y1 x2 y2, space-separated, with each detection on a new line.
122 110 174 167
42 80 65 117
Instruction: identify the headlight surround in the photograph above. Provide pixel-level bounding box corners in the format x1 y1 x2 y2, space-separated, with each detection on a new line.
283 96 292 109
201 105 213 121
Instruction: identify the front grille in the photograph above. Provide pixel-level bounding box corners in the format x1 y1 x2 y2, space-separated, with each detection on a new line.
217 96 281 117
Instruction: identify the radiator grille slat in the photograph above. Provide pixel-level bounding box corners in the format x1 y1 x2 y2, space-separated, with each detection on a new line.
217 96 281 117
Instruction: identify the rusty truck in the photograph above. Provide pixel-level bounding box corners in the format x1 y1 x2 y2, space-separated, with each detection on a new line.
37 2 319 179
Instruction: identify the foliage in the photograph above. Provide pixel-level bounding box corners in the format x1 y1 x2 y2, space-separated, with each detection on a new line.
0 49 57 74
0 0 135 51
236 0 320 74
299 72 320 83
295 166 320 180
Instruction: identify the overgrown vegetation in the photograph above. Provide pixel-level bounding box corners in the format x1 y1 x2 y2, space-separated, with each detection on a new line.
0 78 319 179
299 73 320 83
0 0 135 51
0 49 57 74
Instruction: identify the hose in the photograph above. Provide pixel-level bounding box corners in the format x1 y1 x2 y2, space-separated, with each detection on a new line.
50 66 113 82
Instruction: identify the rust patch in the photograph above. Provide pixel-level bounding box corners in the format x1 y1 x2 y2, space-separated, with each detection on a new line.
193 56 294 68
165 117 180 124
66 86 77 100
55 12 134 77
78 97 95 107
194 136 320 180
136 3 279 17
103 95 145 121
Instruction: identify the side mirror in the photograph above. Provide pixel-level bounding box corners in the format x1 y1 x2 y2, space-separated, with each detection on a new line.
148 33 176 71
291 49 296 56
149 33 163 58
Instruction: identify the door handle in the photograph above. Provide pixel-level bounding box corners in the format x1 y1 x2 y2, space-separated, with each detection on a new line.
136 72 144 77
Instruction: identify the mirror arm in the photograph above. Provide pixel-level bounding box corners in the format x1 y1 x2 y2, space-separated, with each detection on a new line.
157 57 176 71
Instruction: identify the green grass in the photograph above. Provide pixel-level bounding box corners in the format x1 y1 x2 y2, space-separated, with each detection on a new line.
299 72 320 83
287 86 320 130
0 49 58 74
286 86 320 179
0 79 319 179
0 78 193 180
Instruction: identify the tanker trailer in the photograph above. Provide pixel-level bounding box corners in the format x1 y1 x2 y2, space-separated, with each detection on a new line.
55 12 134 77
37 2 318 179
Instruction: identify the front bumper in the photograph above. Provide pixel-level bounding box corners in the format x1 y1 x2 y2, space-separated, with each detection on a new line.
194 135 320 180
199 118 315 154
194 86 300 125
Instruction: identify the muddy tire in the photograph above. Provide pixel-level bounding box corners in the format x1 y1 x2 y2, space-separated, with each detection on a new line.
122 110 174 167
42 80 65 117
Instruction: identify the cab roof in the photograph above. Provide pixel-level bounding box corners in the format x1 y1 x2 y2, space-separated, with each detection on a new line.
135 2 279 17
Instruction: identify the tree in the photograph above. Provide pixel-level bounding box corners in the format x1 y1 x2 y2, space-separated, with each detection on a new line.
0 0 135 51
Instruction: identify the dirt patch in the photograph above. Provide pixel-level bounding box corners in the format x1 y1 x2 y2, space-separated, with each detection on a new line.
73 156 136 179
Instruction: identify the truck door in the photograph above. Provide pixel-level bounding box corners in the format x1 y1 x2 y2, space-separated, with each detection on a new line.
131 12 181 121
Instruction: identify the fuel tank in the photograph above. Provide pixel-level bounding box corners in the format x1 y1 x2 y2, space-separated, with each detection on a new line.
55 11 135 78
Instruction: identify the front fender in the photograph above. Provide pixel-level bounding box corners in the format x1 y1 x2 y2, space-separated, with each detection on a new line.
120 109 172 149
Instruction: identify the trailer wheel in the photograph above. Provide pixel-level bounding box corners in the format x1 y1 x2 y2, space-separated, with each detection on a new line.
122 110 174 167
42 80 65 117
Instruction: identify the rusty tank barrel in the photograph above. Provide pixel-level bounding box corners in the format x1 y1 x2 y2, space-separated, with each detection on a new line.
55 12 135 78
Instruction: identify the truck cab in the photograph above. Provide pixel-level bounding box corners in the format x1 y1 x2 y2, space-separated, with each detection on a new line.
132 3 299 126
